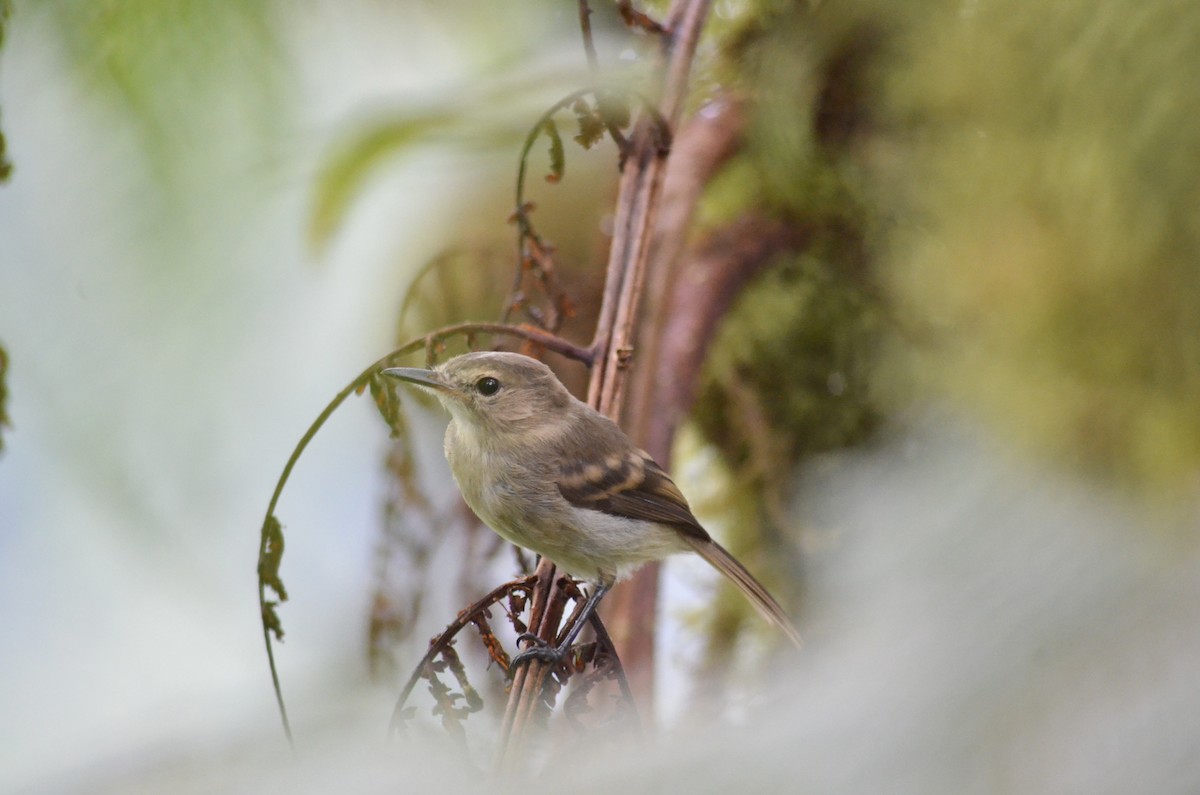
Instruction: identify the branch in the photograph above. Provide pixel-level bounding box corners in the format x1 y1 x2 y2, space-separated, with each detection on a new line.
388 576 535 738
504 83 669 330
587 0 710 418
498 0 712 771
415 321 595 366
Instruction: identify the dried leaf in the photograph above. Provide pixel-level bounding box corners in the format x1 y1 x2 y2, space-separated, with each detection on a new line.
258 514 288 602
369 372 409 439
617 1 665 34
572 97 606 149
471 610 512 670
543 119 565 183
262 600 285 642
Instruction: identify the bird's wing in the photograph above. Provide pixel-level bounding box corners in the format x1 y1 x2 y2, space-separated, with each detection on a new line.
557 443 803 648
556 448 711 541
556 447 802 648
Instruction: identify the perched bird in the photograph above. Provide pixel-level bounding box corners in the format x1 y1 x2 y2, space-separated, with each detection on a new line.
383 351 801 664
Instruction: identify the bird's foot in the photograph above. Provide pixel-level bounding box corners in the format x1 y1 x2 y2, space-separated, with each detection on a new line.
509 633 567 670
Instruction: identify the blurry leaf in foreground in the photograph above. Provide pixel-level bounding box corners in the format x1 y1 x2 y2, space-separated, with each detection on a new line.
308 110 464 252
47 0 286 183
0 0 11 181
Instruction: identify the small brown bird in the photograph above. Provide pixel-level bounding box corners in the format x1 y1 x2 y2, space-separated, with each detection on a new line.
383 351 801 664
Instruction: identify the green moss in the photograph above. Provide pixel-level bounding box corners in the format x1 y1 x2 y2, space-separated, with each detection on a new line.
47 0 286 184
692 1 890 479
694 240 881 474
879 0 1200 495
701 0 1200 499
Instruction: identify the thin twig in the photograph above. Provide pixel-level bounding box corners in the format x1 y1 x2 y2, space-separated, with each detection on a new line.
505 87 668 328
388 576 536 738
421 321 595 365
578 0 600 75
497 563 568 768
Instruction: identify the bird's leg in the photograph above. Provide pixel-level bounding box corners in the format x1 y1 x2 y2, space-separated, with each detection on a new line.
512 632 548 650
509 582 612 669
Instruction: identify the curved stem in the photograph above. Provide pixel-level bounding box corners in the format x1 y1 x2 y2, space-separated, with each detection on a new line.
424 321 595 365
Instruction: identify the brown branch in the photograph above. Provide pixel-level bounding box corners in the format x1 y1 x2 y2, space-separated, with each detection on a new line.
578 1 600 75
617 0 667 35
588 0 711 418
497 563 568 767
647 214 814 458
602 99 747 692
410 321 595 366
388 576 536 738
577 4 715 703
498 0 712 770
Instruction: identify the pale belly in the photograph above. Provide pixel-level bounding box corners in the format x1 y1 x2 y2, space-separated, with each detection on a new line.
450 447 687 583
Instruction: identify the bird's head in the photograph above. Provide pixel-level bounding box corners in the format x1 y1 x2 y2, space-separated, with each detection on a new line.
382 351 574 441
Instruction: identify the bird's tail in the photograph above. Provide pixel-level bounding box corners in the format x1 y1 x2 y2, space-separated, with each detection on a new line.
682 536 803 649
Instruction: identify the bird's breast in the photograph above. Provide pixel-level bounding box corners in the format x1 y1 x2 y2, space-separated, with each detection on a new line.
445 426 559 541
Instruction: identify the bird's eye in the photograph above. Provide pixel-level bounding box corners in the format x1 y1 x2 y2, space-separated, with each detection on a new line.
475 376 501 396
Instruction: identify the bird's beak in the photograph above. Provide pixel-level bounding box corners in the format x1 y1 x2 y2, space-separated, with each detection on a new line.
381 366 450 393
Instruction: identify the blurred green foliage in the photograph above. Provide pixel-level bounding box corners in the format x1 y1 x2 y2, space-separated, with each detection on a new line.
309 108 465 252
698 0 1200 503
690 239 881 644
47 0 285 183
675 0 1200 655
1 0 12 181
690 1 887 531
695 242 881 477
878 1 1200 496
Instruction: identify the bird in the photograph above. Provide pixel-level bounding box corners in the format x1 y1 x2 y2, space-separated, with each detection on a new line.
382 351 801 665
